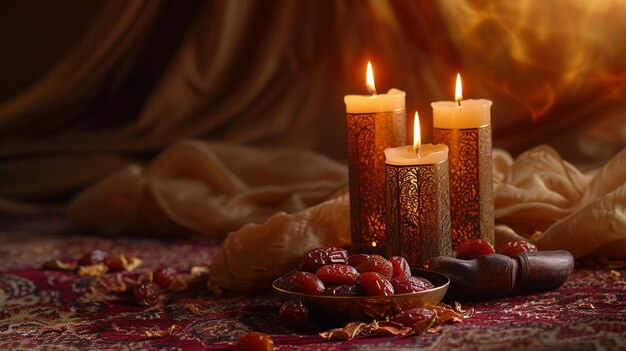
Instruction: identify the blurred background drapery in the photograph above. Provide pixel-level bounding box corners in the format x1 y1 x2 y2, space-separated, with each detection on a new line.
1 0 625 212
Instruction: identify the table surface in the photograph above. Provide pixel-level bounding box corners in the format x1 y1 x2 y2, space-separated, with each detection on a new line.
1 214 625 350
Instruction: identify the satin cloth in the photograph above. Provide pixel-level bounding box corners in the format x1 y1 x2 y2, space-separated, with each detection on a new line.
68 142 625 290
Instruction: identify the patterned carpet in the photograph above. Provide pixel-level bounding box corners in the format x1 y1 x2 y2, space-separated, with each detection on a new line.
1 214 625 350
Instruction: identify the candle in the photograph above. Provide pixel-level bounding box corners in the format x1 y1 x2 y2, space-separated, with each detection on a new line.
385 112 451 268
344 62 406 254
431 73 494 249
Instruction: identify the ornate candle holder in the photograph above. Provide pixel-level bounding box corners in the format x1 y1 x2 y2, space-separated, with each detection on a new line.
346 110 406 254
433 126 494 249
385 160 451 268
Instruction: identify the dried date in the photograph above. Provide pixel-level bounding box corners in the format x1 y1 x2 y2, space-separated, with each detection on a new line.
456 239 494 260
316 264 359 285
279 300 309 330
290 271 325 295
358 272 394 296
390 275 433 294
299 247 348 273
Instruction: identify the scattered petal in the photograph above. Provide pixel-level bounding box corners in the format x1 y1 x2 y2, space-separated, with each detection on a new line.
42 259 77 271
78 263 109 276
186 304 202 314
145 325 177 338
320 322 368 340
610 270 621 277
191 266 210 276
426 326 443 334
577 302 595 309
454 302 475 318
367 321 412 336
138 272 154 284
122 256 143 272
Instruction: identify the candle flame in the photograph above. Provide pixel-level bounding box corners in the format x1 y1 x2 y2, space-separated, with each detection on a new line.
371 241 377 248
413 111 421 155
366 61 377 95
455 73 462 104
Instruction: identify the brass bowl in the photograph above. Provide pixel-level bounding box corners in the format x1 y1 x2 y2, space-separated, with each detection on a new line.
272 269 449 322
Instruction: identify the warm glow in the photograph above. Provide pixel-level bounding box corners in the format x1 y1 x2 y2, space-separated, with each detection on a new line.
371 241 377 247
413 111 421 152
455 73 463 103
366 61 377 95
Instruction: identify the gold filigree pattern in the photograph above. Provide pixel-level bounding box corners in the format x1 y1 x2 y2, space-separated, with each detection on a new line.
433 126 494 249
385 161 451 268
347 110 406 254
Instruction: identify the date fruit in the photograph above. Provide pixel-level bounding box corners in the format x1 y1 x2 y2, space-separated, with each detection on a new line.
391 307 436 328
456 239 495 260
389 256 412 277
279 300 309 330
358 272 394 296
79 250 109 266
347 254 369 268
316 264 359 285
290 271 325 295
153 267 178 289
133 282 161 306
390 275 434 294
499 240 538 258
356 255 393 280
299 247 348 273
235 332 274 351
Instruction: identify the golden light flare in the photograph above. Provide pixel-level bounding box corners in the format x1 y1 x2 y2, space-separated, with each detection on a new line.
455 73 462 104
438 0 626 122
413 111 421 154
366 61 377 95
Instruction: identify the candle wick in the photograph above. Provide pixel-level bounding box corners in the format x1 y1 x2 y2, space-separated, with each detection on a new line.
457 100 461 107
415 146 422 159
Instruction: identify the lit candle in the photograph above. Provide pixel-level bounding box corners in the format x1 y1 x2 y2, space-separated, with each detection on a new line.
345 63 405 113
431 74 492 129
344 62 407 253
431 74 494 249
384 112 451 268
384 112 448 165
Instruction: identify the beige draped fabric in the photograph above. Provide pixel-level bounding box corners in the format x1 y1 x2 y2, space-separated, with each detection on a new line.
68 140 348 237
63 139 625 289
206 145 625 290
1 0 625 211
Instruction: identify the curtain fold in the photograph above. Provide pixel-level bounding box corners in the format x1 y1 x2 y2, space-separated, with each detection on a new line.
0 0 624 211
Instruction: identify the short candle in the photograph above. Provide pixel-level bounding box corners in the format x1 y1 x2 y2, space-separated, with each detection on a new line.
385 112 451 268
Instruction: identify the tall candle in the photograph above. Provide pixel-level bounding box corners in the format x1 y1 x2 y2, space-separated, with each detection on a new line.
344 62 406 254
385 112 451 267
431 74 494 249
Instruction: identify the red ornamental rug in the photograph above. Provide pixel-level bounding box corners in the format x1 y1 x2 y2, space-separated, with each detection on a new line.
1 214 625 350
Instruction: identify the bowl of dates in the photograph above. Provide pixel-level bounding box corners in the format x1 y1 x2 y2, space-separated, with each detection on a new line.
272 248 449 322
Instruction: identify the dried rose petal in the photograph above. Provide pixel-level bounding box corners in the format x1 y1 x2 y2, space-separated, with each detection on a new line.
78 263 109 276
319 322 368 340
145 325 176 338
191 266 210 276
42 259 77 271
186 304 202 314
137 271 154 284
